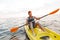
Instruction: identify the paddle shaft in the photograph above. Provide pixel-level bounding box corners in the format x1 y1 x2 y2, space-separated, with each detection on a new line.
40 14 49 19
18 24 26 28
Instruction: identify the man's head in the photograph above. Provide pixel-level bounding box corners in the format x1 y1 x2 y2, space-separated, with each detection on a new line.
28 11 32 17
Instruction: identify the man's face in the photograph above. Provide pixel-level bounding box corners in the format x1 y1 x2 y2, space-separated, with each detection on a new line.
28 11 32 16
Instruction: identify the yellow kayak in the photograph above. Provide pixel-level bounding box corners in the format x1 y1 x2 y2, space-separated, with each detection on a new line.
24 25 60 40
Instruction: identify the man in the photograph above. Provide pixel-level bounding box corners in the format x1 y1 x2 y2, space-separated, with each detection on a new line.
26 11 45 31
25 11 45 40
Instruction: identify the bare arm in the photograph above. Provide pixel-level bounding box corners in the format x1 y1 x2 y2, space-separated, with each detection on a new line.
26 19 28 25
34 16 40 20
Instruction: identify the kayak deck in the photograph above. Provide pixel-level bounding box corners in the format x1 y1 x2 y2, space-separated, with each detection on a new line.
25 25 60 40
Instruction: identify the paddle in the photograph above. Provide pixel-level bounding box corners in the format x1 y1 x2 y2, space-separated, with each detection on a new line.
40 8 59 19
10 8 59 33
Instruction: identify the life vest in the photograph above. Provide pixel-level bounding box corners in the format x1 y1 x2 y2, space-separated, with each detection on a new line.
27 16 35 28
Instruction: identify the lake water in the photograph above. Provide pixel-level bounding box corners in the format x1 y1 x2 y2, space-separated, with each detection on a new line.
0 15 60 40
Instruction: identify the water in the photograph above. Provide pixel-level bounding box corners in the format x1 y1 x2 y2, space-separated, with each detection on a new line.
0 18 26 40
0 15 60 40
0 27 25 40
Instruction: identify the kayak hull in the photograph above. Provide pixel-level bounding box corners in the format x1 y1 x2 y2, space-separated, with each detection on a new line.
24 25 60 40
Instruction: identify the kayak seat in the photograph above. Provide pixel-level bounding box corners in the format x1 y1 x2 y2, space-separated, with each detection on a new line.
40 36 49 40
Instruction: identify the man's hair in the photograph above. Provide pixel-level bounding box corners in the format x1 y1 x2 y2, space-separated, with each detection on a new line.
28 11 31 13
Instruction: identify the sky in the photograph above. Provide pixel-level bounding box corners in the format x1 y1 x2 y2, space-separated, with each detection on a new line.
0 0 60 18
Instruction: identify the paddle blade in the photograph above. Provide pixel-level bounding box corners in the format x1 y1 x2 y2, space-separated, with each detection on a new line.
49 9 59 15
10 27 19 33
